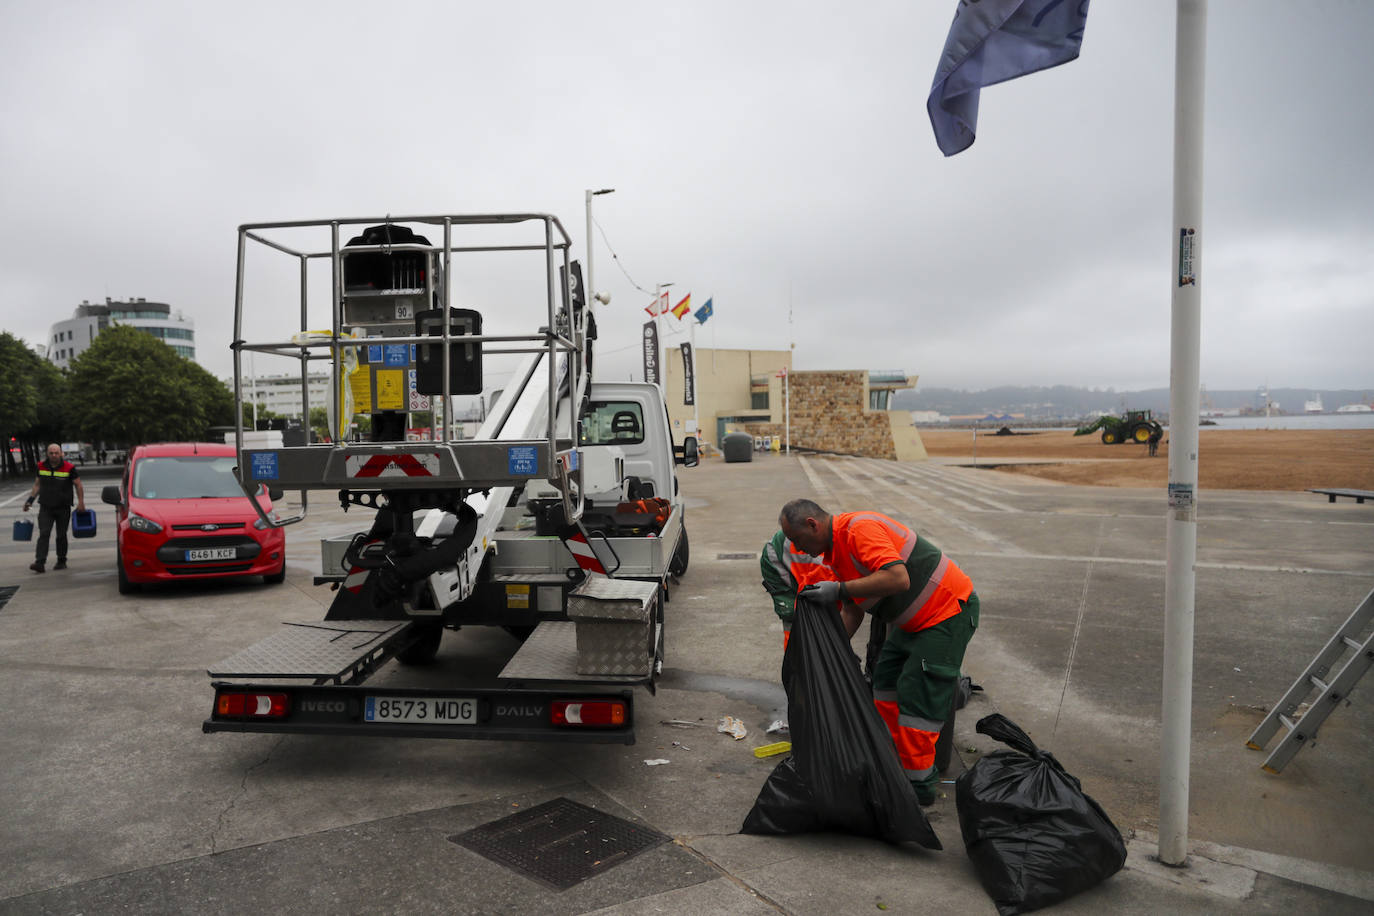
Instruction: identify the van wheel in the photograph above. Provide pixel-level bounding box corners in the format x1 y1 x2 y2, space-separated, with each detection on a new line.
669 528 690 577
117 550 139 595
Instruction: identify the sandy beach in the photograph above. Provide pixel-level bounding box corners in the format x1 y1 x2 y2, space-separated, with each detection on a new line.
917 427 1374 491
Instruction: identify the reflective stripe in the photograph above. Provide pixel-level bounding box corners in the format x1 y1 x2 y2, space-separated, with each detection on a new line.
874 695 939 772
906 764 937 781
899 712 946 733
762 540 790 582
892 554 950 631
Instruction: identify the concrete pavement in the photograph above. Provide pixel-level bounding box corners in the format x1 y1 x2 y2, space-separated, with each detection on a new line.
1 452 1371 914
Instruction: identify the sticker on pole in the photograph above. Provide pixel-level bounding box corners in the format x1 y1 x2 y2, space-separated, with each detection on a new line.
1177 228 1197 287
346 453 440 478
1168 482 1194 510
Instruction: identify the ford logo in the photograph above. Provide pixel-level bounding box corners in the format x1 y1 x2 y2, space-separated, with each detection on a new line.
201 524 220 531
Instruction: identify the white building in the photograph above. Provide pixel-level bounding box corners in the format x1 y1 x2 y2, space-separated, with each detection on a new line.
47 298 195 369
223 371 333 419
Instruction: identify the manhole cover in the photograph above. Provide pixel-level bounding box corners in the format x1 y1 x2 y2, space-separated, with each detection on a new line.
716 552 755 560
449 797 669 890
0 586 17 612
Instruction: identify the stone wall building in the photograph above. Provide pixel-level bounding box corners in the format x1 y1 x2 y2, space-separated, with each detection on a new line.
663 346 926 461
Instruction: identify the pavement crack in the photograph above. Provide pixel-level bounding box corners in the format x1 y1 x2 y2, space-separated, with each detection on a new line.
673 837 792 914
210 738 285 855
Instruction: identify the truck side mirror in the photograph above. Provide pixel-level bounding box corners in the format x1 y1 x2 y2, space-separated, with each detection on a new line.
101 485 122 506
676 436 699 468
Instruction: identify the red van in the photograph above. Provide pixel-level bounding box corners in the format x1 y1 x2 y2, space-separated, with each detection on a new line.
102 442 286 593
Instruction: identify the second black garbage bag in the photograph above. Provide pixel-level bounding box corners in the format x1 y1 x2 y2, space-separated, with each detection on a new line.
741 596 941 849
956 713 1128 915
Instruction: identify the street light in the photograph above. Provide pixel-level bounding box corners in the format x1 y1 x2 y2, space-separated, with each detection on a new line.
585 188 615 313
585 188 615 384
653 281 673 388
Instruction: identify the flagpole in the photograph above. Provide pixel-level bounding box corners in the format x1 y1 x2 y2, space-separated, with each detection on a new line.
1160 0 1206 869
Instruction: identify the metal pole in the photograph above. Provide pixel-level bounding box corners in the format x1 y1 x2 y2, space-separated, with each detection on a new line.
784 368 790 455
586 189 613 384
1160 0 1207 868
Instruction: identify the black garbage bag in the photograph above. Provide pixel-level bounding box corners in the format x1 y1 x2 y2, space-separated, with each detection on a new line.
741 597 941 849
956 714 1127 915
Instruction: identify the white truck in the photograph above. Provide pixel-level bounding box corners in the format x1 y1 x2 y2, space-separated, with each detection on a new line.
203 213 696 744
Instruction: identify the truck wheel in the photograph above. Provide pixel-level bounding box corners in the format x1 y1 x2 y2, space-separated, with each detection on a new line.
397 623 443 665
669 529 690 577
1101 429 1119 445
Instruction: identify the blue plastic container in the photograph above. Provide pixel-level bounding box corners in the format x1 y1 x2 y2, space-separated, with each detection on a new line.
71 509 97 538
13 518 34 541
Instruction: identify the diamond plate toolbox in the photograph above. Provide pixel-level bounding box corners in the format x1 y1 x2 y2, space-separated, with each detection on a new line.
566 577 659 675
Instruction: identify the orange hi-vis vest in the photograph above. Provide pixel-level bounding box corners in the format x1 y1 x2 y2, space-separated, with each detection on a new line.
824 511 973 633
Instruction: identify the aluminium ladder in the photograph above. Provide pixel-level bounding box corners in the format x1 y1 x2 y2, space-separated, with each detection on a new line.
1246 587 1374 773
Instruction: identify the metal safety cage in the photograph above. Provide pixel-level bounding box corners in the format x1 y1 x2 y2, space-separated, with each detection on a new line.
227 214 587 527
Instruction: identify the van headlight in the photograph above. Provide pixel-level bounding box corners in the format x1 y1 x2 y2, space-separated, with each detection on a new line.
129 513 163 534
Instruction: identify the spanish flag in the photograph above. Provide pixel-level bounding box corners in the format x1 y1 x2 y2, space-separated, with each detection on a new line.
670 293 691 319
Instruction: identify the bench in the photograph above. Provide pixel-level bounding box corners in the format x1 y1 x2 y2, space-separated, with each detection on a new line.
1309 488 1374 504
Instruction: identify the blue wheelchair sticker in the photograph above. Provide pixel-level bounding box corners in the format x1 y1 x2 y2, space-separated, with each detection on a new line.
367 344 383 363
508 446 538 475
383 343 410 366
251 452 279 480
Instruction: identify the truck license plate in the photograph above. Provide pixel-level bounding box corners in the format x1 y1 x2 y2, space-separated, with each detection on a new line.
186 547 236 561
364 696 477 725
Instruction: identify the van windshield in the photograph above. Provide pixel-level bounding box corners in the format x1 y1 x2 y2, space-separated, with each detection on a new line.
132 456 246 499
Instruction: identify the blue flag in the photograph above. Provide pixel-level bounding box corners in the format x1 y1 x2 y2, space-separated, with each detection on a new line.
694 298 714 324
928 0 1090 156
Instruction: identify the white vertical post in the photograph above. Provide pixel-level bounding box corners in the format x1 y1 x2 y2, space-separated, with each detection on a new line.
1160 0 1207 868
784 368 790 455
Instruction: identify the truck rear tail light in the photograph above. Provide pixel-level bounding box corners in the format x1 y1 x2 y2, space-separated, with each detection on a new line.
216 691 289 718
551 700 625 727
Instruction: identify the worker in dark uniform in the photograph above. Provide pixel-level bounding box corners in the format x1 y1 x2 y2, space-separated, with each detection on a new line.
23 443 86 573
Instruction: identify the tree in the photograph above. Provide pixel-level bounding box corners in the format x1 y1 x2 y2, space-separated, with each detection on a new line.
0 331 70 477
308 406 329 442
67 326 234 445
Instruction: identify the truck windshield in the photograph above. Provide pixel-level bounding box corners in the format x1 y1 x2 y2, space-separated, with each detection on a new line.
132 456 246 499
580 401 645 446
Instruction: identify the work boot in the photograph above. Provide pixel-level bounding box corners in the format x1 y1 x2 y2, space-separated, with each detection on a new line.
30 562 45 573
54 558 68 570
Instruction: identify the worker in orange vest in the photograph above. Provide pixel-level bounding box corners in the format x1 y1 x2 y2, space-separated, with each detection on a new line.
780 498 978 806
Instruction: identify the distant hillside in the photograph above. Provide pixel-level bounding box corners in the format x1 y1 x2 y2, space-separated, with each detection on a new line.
891 386 1374 419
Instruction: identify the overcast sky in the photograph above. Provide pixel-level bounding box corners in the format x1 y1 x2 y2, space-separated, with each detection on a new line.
3 1 1371 394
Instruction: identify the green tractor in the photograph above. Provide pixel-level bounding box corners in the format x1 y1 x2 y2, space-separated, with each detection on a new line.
1074 409 1164 445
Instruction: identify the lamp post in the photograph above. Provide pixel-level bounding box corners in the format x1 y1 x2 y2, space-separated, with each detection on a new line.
585 189 615 383
653 281 673 388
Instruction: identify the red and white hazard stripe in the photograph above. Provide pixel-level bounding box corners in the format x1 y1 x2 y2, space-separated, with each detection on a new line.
345 453 439 478
563 528 608 576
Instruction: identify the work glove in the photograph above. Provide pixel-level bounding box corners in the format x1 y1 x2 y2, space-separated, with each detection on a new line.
800 580 843 605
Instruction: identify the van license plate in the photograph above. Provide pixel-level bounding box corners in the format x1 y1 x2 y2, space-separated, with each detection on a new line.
365 696 477 725
186 547 236 561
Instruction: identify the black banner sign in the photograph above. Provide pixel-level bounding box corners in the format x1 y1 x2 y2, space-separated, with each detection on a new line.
681 342 695 405
642 321 659 385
